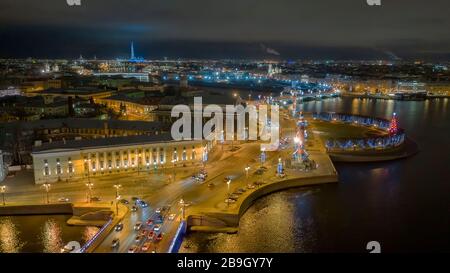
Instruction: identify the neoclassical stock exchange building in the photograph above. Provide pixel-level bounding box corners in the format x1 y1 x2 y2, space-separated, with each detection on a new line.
31 134 211 184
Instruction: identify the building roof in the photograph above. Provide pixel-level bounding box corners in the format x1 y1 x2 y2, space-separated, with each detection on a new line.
41 87 113 96
17 118 168 132
31 133 199 154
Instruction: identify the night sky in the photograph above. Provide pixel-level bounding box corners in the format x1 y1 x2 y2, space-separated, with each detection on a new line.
0 0 449 60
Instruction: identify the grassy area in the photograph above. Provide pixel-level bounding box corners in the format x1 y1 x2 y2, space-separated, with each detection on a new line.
310 120 387 140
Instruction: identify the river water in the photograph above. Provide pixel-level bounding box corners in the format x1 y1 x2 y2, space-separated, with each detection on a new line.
181 97 450 253
0 214 99 253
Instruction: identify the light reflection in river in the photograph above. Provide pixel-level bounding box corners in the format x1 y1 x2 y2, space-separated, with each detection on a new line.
0 217 25 253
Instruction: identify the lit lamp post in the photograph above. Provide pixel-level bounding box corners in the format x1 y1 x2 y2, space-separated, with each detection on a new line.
0 186 6 206
42 183 51 204
260 148 266 167
244 166 250 180
113 184 121 215
115 195 120 216
293 136 301 162
86 182 94 203
179 198 187 220
137 153 141 176
171 159 177 180
221 130 225 151
226 178 232 206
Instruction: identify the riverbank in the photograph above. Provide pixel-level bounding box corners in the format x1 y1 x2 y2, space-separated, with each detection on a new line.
328 137 419 162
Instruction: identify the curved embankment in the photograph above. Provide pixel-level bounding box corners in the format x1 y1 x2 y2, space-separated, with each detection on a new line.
329 137 419 162
0 203 114 227
187 174 338 233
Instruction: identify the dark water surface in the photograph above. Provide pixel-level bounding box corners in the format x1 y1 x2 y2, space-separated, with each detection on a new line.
0 214 99 253
182 97 450 252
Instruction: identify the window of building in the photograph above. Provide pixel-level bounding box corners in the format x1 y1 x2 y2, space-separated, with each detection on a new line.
56 158 62 175
43 160 50 176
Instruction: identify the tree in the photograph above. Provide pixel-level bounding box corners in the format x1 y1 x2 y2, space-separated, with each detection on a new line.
388 112 398 134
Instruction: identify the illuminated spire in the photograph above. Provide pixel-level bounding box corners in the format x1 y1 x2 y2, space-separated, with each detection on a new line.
130 41 135 60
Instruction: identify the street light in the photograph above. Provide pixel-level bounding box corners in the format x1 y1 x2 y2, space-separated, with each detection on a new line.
221 130 225 151
171 159 177 180
0 186 6 206
137 153 142 176
86 182 93 203
244 166 250 180
42 183 51 204
115 195 120 216
113 184 121 199
179 198 186 220
226 179 232 207
260 147 266 167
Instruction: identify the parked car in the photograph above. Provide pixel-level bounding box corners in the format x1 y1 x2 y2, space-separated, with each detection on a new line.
225 198 236 204
90 196 101 202
119 199 129 204
58 197 70 203
134 235 143 242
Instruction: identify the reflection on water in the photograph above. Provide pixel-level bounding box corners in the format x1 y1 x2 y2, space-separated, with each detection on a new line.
0 215 99 253
0 217 25 253
41 218 64 253
182 97 450 252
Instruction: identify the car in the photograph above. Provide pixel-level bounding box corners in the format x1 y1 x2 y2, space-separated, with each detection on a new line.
114 223 123 231
141 242 152 252
131 197 140 201
155 207 162 214
224 176 232 182
111 238 120 248
119 199 129 204
207 183 214 188
134 235 143 242
247 184 256 189
153 224 161 232
225 198 236 204
155 233 163 241
90 196 101 202
146 219 154 226
237 188 246 193
278 173 286 178
154 215 164 224
168 214 176 221
134 222 142 231
147 231 155 240
139 229 148 237
128 245 138 253
229 194 239 200
58 197 70 203
131 205 138 212
136 199 148 208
